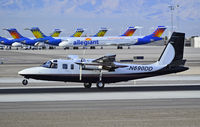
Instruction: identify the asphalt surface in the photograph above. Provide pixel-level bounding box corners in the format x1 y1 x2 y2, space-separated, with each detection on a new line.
1 99 200 127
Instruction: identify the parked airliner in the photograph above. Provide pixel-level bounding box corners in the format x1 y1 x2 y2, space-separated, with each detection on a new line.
25 27 84 46
18 32 188 88
58 26 165 49
0 36 22 47
2 28 62 47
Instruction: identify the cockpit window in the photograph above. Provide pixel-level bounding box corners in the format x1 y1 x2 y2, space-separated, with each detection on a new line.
42 61 52 68
42 61 57 69
51 63 57 68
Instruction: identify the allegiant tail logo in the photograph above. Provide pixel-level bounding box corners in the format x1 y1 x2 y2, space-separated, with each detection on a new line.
73 38 99 46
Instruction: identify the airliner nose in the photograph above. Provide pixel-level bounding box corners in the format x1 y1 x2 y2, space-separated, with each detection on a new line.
59 41 68 47
12 42 22 47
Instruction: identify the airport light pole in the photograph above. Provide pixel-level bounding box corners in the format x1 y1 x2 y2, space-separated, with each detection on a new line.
168 5 175 32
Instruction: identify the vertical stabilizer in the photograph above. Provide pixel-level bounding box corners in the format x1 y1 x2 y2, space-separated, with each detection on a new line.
121 27 136 36
158 32 185 66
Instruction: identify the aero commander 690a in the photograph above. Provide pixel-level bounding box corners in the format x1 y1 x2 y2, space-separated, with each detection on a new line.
18 32 188 88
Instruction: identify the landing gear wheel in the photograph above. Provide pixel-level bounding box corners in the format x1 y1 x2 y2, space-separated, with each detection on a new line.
96 81 105 89
117 46 123 49
84 83 92 88
90 46 95 49
22 79 28 86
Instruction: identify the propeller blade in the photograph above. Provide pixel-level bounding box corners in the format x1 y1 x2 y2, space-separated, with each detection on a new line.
80 65 82 81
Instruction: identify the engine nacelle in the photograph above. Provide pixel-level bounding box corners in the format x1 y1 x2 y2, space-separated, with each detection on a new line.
83 65 102 70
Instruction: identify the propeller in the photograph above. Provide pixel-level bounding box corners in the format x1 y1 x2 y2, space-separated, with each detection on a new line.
99 66 103 81
79 63 82 81
79 48 87 81
79 58 85 81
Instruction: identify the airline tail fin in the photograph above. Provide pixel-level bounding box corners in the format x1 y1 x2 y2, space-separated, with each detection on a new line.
150 26 166 37
121 27 137 36
29 27 47 39
4 28 24 39
71 28 84 37
158 32 185 66
93 27 108 37
50 29 62 37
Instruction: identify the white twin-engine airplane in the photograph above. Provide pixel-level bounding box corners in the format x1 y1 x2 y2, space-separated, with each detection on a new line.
18 32 188 88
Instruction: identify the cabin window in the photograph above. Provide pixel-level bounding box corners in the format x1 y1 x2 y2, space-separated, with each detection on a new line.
63 64 68 69
71 64 74 70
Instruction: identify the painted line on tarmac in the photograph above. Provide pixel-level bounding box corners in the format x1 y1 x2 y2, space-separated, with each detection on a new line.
0 91 200 102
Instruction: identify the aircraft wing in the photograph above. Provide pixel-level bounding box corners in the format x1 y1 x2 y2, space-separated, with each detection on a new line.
76 54 128 71
67 55 79 60
92 54 116 63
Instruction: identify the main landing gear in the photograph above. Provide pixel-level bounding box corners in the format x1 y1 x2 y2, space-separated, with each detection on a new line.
22 79 28 85
83 81 105 89
84 83 92 88
96 81 105 89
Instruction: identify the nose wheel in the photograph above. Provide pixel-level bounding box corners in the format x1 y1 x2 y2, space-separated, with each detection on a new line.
22 79 28 86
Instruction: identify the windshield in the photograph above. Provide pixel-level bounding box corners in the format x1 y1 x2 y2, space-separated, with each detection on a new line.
42 61 52 68
42 60 58 69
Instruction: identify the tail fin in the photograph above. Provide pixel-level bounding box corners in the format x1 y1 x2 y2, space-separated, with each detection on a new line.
4 28 24 39
158 32 185 66
150 26 166 37
50 29 62 37
121 27 136 36
30 27 47 38
71 28 84 37
93 28 108 37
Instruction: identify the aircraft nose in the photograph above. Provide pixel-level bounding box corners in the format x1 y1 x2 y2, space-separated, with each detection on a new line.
18 69 29 76
59 41 68 47
18 67 42 76
12 42 22 47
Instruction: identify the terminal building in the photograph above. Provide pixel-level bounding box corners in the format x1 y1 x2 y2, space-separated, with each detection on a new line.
190 36 200 48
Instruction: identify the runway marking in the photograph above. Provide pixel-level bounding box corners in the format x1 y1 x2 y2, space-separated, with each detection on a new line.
0 91 200 102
